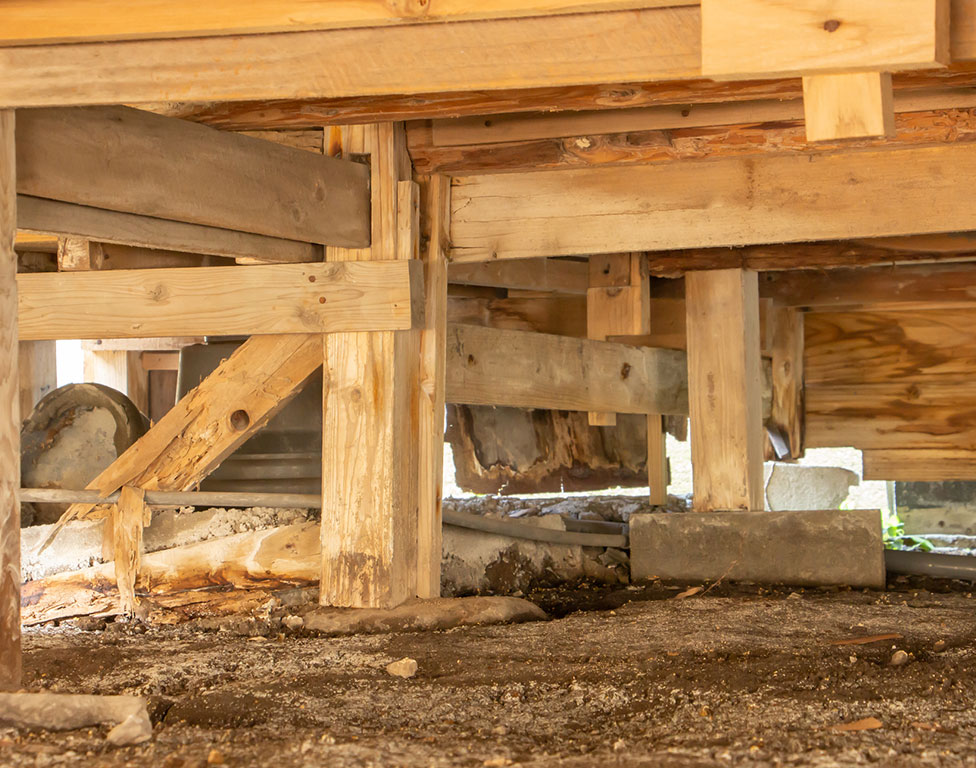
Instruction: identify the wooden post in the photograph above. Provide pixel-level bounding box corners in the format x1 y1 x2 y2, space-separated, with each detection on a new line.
647 414 668 506
766 305 804 460
18 340 55 417
0 110 21 690
416 175 450 599
84 350 149 415
686 268 764 512
322 123 423 608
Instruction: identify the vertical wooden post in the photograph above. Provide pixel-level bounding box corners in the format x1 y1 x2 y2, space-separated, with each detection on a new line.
587 253 650 426
83 349 150 415
765 305 804 460
647 414 668 506
416 175 450 599
18 340 55 417
0 110 21 690
686 268 764 512
321 123 422 608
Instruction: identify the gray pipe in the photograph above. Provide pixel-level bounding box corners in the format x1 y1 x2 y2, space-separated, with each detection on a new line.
885 549 976 580
21 488 628 549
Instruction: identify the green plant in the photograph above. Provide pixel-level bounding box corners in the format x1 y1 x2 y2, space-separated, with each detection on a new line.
880 507 935 552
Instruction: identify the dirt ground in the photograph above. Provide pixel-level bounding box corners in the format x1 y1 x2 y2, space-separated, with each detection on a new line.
4 577 976 767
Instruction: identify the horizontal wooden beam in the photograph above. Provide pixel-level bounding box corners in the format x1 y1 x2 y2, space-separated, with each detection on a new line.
445 323 688 415
16 107 370 247
17 261 422 341
450 143 976 261
862 449 976 481
761 262 976 309
0 8 701 108
17 196 320 264
0 1 687 45
448 258 588 294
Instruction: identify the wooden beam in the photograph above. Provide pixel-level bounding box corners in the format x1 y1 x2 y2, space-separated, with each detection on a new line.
448 258 588 294
417 175 450 600
448 294 586 337
701 0 949 79
0 111 20 690
802 72 895 142
450 143 976 261
17 261 421 340
18 340 55 417
322 123 421 609
863 449 976 481
55 333 322 529
686 269 764 512
445 324 688 415
16 107 370 247
0 1 689 45
17 196 320 264
0 8 701 107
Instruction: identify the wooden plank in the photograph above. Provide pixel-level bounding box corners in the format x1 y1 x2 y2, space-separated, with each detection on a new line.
322 123 421 609
804 309 976 386
446 324 688 415
83 350 149 416
17 261 421 340
701 0 949 78
0 111 20 690
17 196 320 263
766 306 804 460
802 72 895 142
0 1 688 45
111 486 149 616
761 262 976 309
863 449 976 481
806 382 976 450
16 107 370 247
685 269 764 512
647 414 668 506
18 340 55 418
417 175 450 599
450 143 976 261
448 295 586 337
448 258 588 294
53 333 323 531
141 352 179 372
0 8 701 107
82 338 204 352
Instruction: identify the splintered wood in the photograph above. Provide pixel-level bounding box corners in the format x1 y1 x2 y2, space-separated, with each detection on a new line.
111 486 149 616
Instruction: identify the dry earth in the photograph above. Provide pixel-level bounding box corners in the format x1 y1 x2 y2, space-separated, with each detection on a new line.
4 577 976 767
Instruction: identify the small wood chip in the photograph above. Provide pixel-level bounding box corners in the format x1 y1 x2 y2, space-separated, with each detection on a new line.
829 633 902 646
831 717 883 732
674 586 703 600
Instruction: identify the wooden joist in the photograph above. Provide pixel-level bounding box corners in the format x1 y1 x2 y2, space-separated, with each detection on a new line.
17 196 320 263
701 0 949 79
448 258 588 294
450 143 976 261
16 107 370 247
0 111 20 690
17 261 422 340
862 449 976 481
445 324 688 416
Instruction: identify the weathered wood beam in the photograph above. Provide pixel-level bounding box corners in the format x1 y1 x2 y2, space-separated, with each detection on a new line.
17 261 421 340
765 306 804 460
448 258 588 294
0 111 20 690
686 269 764 512
322 123 423 609
802 72 895 142
445 324 688 416
17 196 320 264
862 449 976 481
701 0 949 79
17 340 55 417
448 295 586 337
16 107 370 247
450 143 976 261
0 1 688 45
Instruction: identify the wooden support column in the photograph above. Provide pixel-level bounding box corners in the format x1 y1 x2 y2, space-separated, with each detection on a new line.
416 175 450 599
587 253 649 426
647 414 668 506
322 123 424 609
0 111 21 690
18 340 55 417
83 350 149 415
686 268 764 512
765 305 804 460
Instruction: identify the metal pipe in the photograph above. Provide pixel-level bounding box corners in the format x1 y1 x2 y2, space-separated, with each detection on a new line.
21 488 628 548
885 549 976 580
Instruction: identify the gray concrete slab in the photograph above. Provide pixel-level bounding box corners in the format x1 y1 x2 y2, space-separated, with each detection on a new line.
630 509 885 588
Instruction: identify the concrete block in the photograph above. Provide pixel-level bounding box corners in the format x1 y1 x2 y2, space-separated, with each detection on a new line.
763 463 858 512
630 509 885 588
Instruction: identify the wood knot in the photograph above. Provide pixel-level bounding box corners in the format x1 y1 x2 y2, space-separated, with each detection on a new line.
467 354 476 366
823 19 841 32
620 362 632 380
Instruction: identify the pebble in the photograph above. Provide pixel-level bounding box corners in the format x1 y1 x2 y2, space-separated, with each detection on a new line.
386 657 418 678
890 650 910 667
105 714 153 747
934 640 947 652
207 748 225 764
281 615 305 631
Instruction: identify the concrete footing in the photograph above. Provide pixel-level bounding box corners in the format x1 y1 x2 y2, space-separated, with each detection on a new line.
630 509 885 588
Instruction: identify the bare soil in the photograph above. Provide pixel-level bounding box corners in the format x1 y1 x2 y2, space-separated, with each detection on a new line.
4 577 976 767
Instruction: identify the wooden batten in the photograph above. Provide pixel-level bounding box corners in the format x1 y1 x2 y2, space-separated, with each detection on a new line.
17 261 421 340
15 106 370 247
